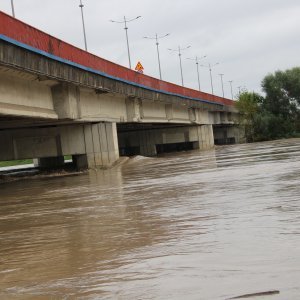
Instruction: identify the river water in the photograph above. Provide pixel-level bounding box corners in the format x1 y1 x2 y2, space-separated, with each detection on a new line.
0 139 299 300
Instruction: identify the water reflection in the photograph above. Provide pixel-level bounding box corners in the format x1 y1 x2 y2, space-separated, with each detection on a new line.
0 138 300 299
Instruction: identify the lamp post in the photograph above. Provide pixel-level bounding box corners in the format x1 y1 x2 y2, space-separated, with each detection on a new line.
168 45 191 87
110 16 141 69
200 62 219 95
228 80 233 100
144 33 170 80
79 0 88 51
186 55 207 91
228 80 234 100
219 73 225 97
10 0 15 17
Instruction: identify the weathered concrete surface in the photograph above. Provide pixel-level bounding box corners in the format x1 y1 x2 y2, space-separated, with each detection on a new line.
0 40 233 115
0 39 238 129
0 67 58 120
0 65 235 130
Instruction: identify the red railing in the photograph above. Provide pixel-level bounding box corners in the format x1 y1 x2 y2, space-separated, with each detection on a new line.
0 11 233 106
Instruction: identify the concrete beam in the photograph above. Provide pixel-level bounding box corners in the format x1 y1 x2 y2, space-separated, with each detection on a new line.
0 41 228 114
0 67 57 119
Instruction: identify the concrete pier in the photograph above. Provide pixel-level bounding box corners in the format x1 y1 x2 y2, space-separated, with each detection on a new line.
76 123 119 169
36 156 65 169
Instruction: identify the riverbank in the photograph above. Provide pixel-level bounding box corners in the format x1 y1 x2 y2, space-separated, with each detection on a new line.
0 159 33 168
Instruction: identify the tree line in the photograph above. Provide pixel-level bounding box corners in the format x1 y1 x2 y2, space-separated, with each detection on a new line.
235 67 300 142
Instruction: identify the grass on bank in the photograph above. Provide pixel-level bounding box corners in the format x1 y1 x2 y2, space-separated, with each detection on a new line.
0 159 33 168
0 156 73 168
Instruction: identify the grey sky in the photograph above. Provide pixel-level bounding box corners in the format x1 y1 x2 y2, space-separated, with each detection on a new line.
1 0 300 98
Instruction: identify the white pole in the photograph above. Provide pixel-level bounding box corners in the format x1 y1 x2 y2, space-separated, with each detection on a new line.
229 81 234 100
124 17 132 68
11 0 15 17
219 73 225 97
79 0 88 51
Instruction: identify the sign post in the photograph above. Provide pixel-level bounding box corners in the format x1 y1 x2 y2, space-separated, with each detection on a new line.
135 61 144 74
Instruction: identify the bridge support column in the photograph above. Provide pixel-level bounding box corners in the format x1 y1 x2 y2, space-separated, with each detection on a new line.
73 122 119 169
213 125 244 145
139 131 157 157
192 125 214 150
35 156 65 169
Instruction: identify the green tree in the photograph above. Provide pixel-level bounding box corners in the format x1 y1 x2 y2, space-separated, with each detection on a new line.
282 67 300 105
236 67 300 143
261 67 300 137
235 91 263 142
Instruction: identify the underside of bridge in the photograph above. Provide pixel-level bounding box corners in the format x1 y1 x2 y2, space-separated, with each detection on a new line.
0 115 242 172
117 122 215 157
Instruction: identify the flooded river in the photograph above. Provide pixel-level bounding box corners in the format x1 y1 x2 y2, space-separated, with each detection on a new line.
0 139 299 299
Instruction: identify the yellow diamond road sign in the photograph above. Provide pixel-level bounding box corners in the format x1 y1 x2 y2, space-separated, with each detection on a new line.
135 61 144 73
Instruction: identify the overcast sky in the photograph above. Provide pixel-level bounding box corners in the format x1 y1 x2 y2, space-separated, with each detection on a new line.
1 0 300 98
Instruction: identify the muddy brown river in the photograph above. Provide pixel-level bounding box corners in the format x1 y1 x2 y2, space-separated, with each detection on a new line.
0 139 299 299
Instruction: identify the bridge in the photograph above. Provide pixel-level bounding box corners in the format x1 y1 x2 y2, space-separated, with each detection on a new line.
0 11 241 170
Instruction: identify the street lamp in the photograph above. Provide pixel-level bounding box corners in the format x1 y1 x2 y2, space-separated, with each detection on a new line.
10 0 15 17
186 55 207 91
144 33 170 80
110 16 141 69
219 73 225 98
79 0 88 51
200 62 219 95
228 80 234 100
168 45 191 87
